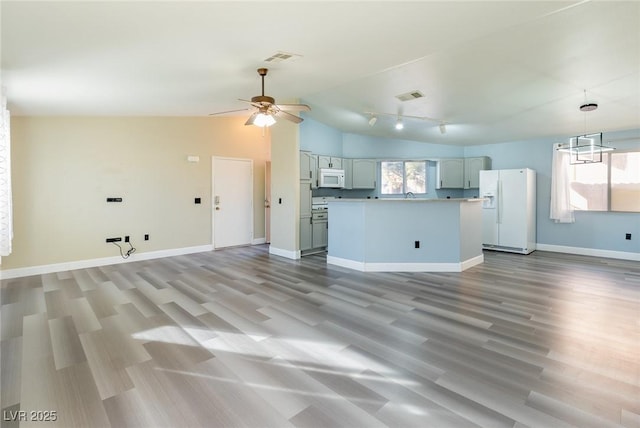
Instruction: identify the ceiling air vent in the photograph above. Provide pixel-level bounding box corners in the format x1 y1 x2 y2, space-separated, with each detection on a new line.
396 90 425 102
263 51 302 63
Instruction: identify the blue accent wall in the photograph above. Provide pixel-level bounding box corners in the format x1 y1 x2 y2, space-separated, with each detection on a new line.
301 119 639 256
342 133 464 159
464 129 640 255
299 117 343 155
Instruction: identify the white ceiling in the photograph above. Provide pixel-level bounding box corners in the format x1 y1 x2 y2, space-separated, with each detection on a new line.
2 1 639 145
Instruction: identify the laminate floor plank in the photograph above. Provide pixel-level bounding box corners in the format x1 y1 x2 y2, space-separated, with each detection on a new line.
2 247 638 427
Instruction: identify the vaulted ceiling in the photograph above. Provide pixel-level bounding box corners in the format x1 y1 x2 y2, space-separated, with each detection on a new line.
2 1 639 145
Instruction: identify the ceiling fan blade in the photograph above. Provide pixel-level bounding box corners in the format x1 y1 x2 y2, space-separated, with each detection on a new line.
274 110 304 124
244 111 259 126
208 108 250 116
276 103 311 112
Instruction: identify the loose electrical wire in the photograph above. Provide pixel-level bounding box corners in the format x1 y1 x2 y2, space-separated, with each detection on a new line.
111 241 137 259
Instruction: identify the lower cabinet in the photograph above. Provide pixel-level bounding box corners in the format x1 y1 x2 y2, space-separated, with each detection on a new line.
300 217 312 251
301 211 328 254
312 220 328 248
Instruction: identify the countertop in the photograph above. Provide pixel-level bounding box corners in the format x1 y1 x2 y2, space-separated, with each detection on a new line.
328 198 483 203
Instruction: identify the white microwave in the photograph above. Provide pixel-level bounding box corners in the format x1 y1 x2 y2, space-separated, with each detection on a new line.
319 168 345 188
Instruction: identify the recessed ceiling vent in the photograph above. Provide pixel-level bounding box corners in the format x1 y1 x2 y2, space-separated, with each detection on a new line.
396 90 425 102
263 51 302 63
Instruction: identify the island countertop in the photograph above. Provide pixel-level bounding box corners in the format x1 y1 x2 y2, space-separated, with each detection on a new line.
329 198 483 202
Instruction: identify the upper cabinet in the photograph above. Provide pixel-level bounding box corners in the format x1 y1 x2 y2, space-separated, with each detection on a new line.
464 157 491 189
300 151 313 181
436 157 491 189
352 159 376 189
436 158 464 189
318 156 342 169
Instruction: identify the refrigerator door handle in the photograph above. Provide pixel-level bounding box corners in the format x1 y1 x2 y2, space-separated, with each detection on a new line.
497 180 502 224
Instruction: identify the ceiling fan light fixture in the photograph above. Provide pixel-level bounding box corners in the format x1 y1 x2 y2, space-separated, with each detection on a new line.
368 116 377 127
439 123 447 134
395 118 404 130
254 112 276 127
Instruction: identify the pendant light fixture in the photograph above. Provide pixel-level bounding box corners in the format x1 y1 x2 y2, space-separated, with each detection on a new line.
557 90 614 164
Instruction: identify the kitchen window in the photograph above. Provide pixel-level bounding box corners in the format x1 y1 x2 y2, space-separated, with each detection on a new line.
380 161 427 195
569 150 640 212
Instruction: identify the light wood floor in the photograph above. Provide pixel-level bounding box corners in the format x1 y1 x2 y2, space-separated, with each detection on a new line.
1 246 639 428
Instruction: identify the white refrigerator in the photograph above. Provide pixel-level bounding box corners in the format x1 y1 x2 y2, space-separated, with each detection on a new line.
479 168 536 254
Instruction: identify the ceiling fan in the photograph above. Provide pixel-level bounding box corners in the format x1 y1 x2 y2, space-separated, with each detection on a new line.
210 68 310 127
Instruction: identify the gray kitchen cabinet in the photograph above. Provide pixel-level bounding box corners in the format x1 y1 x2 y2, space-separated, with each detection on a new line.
310 154 318 189
343 158 353 189
464 156 491 189
300 217 312 251
312 211 328 248
436 158 464 189
300 181 312 217
299 180 312 251
318 155 342 169
300 151 313 181
352 159 376 189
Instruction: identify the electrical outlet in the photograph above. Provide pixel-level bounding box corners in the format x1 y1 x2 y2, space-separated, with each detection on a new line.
144 234 149 241
625 233 632 240
106 237 122 243
124 236 130 243
414 241 420 249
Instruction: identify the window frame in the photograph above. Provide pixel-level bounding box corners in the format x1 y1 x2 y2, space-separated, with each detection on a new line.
569 149 640 213
379 160 429 196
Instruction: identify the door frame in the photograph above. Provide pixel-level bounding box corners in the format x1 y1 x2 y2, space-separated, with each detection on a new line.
265 161 271 244
211 156 254 249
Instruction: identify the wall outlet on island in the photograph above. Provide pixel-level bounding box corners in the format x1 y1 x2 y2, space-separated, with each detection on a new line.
625 233 632 240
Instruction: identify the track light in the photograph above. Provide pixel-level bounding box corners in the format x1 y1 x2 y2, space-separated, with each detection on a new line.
365 110 446 132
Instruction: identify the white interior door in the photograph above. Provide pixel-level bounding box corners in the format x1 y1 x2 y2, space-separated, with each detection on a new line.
212 157 253 249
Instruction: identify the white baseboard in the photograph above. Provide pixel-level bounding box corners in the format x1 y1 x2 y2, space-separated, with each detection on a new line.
0 245 214 280
268 246 300 260
536 244 640 261
327 254 484 273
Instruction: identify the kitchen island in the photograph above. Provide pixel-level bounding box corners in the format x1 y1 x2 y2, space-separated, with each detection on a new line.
327 198 484 272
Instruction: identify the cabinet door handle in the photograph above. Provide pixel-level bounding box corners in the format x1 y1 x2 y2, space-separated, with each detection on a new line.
309 170 312 178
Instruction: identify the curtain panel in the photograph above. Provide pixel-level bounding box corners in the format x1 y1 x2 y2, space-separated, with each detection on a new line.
0 94 12 256
550 143 575 223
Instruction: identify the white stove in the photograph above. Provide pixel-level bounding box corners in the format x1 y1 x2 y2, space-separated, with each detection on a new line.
311 196 336 211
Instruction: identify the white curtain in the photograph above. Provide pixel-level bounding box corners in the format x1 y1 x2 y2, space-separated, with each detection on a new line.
0 93 12 256
550 143 575 223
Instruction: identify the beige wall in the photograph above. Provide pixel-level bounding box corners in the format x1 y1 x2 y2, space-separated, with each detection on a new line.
4 116 270 269
269 120 300 256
